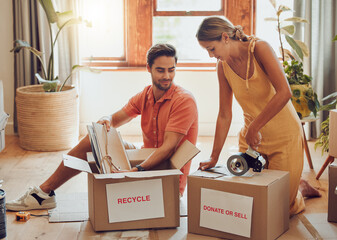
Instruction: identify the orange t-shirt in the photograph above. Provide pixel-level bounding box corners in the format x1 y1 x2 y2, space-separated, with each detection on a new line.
123 84 198 148
122 84 198 195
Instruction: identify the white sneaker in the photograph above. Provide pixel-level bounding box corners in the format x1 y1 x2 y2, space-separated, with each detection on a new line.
6 186 56 211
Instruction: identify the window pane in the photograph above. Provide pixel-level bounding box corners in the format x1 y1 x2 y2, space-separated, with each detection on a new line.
153 17 216 63
256 0 294 58
156 0 222 11
79 0 124 58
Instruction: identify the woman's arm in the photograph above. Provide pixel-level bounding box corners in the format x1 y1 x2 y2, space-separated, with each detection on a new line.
245 40 292 148
200 61 233 170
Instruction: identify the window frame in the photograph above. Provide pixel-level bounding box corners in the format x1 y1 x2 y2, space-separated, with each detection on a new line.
82 0 256 71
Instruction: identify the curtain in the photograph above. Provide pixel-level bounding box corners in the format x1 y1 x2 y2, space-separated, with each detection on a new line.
55 0 80 88
12 0 79 132
12 0 46 132
293 0 337 139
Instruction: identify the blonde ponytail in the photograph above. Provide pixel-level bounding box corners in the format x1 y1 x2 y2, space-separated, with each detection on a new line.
233 25 249 41
196 17 250 42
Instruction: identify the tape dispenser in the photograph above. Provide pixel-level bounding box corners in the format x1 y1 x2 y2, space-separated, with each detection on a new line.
227 146 266 176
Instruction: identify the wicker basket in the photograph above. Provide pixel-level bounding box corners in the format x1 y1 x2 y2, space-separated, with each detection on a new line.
16 85 79 151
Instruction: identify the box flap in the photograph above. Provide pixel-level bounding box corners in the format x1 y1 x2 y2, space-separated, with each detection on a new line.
170 140 200 170
63 154 92 174
93 169 182 179
190 169 289 186
126 148 156 161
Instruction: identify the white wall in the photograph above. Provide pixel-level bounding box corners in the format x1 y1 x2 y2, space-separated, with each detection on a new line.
2 1 243 137
79 70 243 136
0 0 14 135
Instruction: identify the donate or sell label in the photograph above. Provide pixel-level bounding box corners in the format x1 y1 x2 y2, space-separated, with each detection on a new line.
106 179 165 223
200 188 253 238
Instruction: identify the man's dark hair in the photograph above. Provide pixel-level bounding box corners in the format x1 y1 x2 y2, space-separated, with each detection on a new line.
146 43 178 68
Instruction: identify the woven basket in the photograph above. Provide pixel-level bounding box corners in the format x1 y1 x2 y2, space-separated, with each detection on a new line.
16 85 79 151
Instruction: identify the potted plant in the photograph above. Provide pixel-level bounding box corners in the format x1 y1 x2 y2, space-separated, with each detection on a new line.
315 35 337 154
284 60 320 119
11 0 96 151
265 0 319 119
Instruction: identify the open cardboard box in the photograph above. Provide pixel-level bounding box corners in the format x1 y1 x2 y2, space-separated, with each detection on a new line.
188 169 289 240
63 131 200 231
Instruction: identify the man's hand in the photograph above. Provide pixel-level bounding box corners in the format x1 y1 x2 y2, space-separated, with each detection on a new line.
199 158 218 171
110 167 139 173
97 117 111 131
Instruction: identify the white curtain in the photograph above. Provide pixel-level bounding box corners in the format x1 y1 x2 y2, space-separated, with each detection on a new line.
293 0 337 138
54 0 80 88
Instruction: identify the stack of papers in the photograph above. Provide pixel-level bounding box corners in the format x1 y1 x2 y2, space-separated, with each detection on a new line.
87 122 131 173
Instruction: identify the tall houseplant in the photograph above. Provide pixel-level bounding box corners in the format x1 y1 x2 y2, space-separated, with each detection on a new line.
315 35 337 154
265 0 319 119
11 0 94 151
11 0 92 92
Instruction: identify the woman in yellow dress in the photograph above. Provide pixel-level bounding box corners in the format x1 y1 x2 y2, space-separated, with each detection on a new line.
196 16 320 215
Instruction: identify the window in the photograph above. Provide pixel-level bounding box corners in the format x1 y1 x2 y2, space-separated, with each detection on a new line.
256 0 294 59
80 0 256 70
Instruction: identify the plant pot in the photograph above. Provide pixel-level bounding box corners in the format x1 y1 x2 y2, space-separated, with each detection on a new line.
16 85 79 151
290 84 311 118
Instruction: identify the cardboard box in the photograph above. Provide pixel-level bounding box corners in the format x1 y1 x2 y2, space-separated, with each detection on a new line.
329 110 337 157
188 169 289 240
328 163 337 222
64 140 200 231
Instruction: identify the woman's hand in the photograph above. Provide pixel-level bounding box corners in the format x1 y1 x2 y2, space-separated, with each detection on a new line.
245 126 262 150
199 158 218 171
97 117 111 131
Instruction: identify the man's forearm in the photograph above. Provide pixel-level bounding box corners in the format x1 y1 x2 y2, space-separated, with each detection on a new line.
137 146 175 170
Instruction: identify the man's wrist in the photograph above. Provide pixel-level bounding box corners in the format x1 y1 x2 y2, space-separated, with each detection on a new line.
135 164 146 171
99 116 111 122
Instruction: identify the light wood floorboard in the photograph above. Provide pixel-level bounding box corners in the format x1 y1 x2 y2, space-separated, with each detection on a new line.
0 135 336 239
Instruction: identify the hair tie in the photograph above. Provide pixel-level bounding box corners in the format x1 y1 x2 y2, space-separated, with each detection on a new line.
234 25 243 32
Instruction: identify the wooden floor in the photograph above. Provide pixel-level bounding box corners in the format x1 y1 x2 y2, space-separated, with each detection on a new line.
0 134 337 240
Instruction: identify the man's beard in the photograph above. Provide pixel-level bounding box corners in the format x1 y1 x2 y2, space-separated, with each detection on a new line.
153 79 172 91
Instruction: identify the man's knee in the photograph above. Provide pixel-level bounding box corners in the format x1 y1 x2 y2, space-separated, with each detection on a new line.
67 135 92 160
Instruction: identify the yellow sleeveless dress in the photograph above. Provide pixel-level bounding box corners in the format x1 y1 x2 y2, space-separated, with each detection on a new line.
222 38 305 215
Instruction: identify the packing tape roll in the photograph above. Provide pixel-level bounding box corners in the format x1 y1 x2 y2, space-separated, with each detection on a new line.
227 154 249 176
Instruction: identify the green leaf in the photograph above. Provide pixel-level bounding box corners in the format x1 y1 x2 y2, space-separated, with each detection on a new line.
322 92 337 101
333 35 337 41
292 89 301 98
38 0 58 23
285 35 303 60
284 17 308 23
294 40 309 57
308 100 316 112
56 11 92 29
42 81 59 92
10 40 43 56
277 5 291 16
269 0 276 9
279 5 292 11
56 11 75 28
280 25 295 36
264 17 278 21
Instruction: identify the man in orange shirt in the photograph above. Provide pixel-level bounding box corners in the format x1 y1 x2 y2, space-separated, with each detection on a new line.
7 43 198 211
